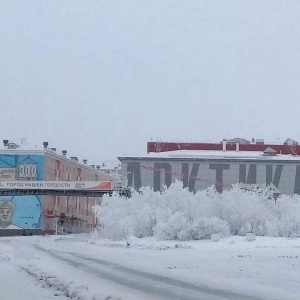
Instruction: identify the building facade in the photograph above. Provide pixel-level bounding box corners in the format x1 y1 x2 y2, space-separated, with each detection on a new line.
0 147 113 236
119 140 300 195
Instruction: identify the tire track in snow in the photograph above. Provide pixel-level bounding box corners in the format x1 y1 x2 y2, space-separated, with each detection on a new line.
34 244 263 300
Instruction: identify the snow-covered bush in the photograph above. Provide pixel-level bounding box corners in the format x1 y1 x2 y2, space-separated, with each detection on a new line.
154 215 229 241
92 181 300 240
215 186 277 236
268 194 300 237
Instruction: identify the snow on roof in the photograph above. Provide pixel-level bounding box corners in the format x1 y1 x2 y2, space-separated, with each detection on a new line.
144 149 300 161
225 137 250 144
263 147 277 153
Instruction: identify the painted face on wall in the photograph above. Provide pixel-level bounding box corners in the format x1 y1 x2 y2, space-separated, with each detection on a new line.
0 208 13 222
0 201 15 224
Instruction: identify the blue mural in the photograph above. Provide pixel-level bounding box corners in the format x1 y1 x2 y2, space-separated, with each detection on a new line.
0 154 45 230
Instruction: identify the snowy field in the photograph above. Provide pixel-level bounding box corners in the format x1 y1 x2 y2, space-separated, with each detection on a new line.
1 234 300 300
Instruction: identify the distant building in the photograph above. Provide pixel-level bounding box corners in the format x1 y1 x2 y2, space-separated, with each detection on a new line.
284 138 298 146
92 162 121 181
0 141 113 236
225 137 250 144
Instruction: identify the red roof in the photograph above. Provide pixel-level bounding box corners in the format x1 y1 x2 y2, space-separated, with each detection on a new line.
147 142 300 155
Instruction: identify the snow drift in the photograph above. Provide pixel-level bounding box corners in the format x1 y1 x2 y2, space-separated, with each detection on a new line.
92 181 300 240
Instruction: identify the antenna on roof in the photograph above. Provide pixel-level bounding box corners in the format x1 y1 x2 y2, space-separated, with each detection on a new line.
154 138 164 154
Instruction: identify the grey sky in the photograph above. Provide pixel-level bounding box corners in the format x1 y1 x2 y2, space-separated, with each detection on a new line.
1 1 300 162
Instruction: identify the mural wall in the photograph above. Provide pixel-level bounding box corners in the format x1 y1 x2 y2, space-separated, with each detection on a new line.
0 154 45 230
121 158 300 195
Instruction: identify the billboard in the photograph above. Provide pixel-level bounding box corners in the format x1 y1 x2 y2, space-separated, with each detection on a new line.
121 158 300 195
0 154 45 230
0 196 42 230
0 181 113 190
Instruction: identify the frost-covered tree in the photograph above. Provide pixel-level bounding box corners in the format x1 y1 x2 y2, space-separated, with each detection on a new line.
92 181 300 240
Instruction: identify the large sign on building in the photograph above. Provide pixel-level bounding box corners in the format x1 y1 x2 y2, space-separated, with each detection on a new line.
0 154 45 231
120 158 300 195
0 181 113 190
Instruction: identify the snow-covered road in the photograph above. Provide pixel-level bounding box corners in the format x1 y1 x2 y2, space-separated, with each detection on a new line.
0 263 66 300
34 243 257 300
1 235 300 300
0 240 66 300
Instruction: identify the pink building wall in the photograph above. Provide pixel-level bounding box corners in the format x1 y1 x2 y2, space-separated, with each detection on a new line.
43 153 111 233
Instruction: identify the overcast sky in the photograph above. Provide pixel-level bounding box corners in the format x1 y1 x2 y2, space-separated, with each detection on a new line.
1 1 300 162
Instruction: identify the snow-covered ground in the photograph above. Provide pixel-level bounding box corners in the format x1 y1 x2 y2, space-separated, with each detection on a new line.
1 234 300 300
0 257 67 300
